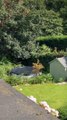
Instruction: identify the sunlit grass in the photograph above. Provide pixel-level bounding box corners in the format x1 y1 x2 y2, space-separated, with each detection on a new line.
15 83 67 119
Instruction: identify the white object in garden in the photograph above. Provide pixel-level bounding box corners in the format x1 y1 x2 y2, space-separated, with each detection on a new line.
39 101 51 113
57 82 67 85
51 108 59 117
39 101 59 117
27 96 37 103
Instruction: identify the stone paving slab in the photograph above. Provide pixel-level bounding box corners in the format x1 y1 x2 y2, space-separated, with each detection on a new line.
0 79 59 120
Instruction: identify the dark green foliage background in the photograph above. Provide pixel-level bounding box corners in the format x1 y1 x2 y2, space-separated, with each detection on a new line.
0 0 67 62
36 35 67 50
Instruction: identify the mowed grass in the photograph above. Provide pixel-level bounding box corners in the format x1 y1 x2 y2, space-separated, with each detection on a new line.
15 83 67 119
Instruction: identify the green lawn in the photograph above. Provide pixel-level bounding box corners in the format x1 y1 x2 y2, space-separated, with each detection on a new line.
14 83 67 120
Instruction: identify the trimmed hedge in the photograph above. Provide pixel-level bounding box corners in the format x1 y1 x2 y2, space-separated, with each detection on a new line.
36 35 67 50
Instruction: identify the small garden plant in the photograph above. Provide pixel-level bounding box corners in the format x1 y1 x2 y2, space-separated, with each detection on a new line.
32 59 44 75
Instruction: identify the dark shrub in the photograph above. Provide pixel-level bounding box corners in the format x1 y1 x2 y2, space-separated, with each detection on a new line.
36 35 67 50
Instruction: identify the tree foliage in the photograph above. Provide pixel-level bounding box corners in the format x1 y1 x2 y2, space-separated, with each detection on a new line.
45 0 67 34
0 0 67 60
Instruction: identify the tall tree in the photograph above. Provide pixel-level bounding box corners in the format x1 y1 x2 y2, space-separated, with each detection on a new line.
0 0 64 60
45 0 67 34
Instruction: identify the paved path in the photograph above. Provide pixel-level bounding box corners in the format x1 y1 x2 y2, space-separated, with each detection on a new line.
0 80 59 120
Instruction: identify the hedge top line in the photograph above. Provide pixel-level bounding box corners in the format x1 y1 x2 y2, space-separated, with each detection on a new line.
36 35 67 42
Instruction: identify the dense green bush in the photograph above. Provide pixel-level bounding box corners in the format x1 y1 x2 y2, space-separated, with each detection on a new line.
4 70 54 85
6 75 23 86
0 59 14 79
36 35 67 50
3 73 53 86
58 106 67 120
28 73 53 84
6 73 53 85
0 0 64 60
0 58 28 86
0 59 22 85
39 45 51 56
